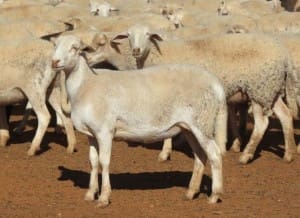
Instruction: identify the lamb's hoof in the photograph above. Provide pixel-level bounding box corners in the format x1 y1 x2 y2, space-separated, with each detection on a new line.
184 190 197 200
157 152 170 162
239 153 253 164
96 199 110 208
27 147 39 156
66 147 75 154
297 145 300 154
0 140 7 147
283 152 294 163
84 191 96 201
231 139 241 153
208 194 220 204
0 135 9 147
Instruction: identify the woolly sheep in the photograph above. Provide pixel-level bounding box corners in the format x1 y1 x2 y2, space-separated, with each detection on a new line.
73 12 176 33
217 0 283 18
0 19 69 40
51 34 227 207
257 12 300 33
0 38 76 155
86 25 298 164
163 14 257 40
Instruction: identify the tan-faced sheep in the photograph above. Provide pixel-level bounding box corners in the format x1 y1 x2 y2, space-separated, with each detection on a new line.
51 34 227 207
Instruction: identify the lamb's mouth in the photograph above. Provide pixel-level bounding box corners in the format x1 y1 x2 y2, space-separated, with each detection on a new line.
52 66 65 71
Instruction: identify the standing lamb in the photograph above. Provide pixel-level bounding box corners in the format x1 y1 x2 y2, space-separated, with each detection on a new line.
51 35 227 207
86 24 297 164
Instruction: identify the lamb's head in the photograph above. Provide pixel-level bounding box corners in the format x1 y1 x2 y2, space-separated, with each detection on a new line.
51 35 83 73
111 24 163 59
89 1 119 17
161 4 184 28
85 33 112 66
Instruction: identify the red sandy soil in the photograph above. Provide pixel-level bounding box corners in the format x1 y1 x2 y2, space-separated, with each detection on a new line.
0 105 299 218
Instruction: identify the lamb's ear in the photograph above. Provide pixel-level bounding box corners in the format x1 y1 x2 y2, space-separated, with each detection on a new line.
110 7 119 11
80 41 94 52
93 33 109 46
149 32 164 42
111 31 129 43
49 35 59 45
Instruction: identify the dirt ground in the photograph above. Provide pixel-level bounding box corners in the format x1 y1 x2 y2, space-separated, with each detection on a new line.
0 105 299 218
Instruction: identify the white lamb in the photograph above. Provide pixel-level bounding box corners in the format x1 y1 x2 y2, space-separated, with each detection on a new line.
51 34 227 207
85 24 298 164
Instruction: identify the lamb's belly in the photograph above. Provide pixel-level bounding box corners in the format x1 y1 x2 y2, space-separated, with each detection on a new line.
114 126 181 143
71 114 93 137
0 89 26 106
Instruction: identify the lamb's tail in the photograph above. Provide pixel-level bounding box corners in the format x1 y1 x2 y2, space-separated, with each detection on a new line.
214 99 228 156
285 58 299 119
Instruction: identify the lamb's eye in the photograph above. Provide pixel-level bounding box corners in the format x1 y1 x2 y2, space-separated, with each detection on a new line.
70 45 78 52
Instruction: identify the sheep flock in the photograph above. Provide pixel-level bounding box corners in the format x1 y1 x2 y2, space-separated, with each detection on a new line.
0 0 299 215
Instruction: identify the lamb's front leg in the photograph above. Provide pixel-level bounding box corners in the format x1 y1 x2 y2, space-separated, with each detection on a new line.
158 138 172 162
95 129 113 208
183 131 207 200
239 102 269 164
85 137 100 201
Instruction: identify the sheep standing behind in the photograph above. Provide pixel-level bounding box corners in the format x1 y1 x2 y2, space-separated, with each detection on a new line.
51 35 227 207
86 25 298 163
0 38 76 155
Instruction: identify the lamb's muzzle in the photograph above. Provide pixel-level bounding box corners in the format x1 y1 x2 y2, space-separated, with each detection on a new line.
51 59 61 69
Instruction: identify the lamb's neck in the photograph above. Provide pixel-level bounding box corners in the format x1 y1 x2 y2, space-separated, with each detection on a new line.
136 43 162 68
66 56 91 101
107 50 133 70
110 43 138 70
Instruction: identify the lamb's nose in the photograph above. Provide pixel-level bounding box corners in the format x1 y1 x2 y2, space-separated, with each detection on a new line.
132 48 141 56
51 59 60 68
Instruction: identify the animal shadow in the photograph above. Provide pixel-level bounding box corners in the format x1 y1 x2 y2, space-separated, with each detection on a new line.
57 166 212 197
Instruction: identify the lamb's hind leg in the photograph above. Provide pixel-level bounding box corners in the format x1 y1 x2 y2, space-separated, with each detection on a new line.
48 87 77 153
239 101 269 164
182 131 207 200
26 91 50 156
0 106 10 147
84 136 100 201
188 126 223 204
273 97 297 162
95 128 113 208
158 138 172 162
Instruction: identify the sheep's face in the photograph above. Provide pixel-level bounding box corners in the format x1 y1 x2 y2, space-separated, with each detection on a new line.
85 34 110 66
112 24 163 59
52 35 82 73
89 1 118 16
127 25 152 58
